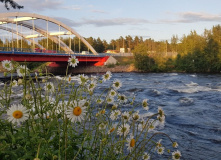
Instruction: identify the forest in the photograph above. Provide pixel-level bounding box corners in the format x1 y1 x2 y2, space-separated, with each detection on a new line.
1 24 221 72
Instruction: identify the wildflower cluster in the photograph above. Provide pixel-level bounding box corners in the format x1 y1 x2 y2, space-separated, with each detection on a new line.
0 59 181 160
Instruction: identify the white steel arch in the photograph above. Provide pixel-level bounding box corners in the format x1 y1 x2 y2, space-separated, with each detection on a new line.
0 25 44 49
0 12 98 55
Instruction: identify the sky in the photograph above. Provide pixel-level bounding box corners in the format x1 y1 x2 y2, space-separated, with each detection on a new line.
1 0 221 43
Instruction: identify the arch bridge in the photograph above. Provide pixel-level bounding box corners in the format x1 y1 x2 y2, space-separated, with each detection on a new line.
0 12 109 66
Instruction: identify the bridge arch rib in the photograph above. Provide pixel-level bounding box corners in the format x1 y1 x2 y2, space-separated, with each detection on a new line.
0 25 44 49
0 12 98 55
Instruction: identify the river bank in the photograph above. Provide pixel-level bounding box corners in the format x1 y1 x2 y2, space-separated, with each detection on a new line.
47 64 138 74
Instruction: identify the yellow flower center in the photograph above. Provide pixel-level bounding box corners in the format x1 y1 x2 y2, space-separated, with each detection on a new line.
5 63 10 68
121 127 127 132
143 101 148 107
100 110 105 114
120 96 125 100
123 115 128 120
73 107 82 116
130 139 135 147
158 110 164 117
68 77 71 82
89 84 94 89
104 74 109 79
115 82 119 87
71 58 76 63
20 68 25 74
174 153 180 159
47 84 52 90
12 110 23 119
133 114 139 120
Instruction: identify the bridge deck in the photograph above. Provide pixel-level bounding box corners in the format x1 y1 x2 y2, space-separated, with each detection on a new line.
0 51 109 66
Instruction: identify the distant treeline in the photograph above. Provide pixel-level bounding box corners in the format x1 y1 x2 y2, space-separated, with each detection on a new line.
133 25 221 72
1 25 221 72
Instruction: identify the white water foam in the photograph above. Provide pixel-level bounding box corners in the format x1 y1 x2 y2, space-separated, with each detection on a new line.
179 97 194 105
171 81 212 93
169 73 178 76
190 74 197 77
152 89 161 95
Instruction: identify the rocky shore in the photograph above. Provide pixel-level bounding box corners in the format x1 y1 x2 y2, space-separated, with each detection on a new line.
47 64 138 75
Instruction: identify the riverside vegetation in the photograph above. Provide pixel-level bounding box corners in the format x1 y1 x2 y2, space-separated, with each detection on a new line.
0 57 181 160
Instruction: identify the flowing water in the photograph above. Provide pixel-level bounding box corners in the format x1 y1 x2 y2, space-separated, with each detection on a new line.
106 72 221 160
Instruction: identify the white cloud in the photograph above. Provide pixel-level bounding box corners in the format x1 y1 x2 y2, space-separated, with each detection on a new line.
80 18 150 27
179 12 221 22
61 5 81 10
161 12 221 23
90 10 108 14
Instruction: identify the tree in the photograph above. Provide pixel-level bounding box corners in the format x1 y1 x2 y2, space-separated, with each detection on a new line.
0 0 23 10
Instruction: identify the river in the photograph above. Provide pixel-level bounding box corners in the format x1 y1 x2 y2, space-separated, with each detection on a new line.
103 72 221 160
1 72 221 159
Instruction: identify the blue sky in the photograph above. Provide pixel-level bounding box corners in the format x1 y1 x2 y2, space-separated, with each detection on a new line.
1 0 221 42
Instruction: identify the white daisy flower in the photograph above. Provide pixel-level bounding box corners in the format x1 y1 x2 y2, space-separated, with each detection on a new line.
142 152 150 160
44 82 55 93
17 65 29 77
106 96 114 104
68 56 79 67
158 107 165 117
142 99 149 111
7 104 29 125
117 123 130 137
99 123 107 130
172 142 178 148
78 74 88 85
102 71 112 82
96 98 103 104
88 80 97 91
172 150 181 160
109 89 117 97
66 100 87 123
67 75 72 83
157 147 165 155
2 60 13 71
11 80 18 87
156 139 163 149
111 103 118 110
112 79 122 90
157 115 165 124
132 111 140 121
110 110 121 120
118 94 127 103
122 111 130 122
126 135 136 152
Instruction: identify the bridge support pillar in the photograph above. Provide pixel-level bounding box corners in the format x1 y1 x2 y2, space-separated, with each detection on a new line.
93 56 109 66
